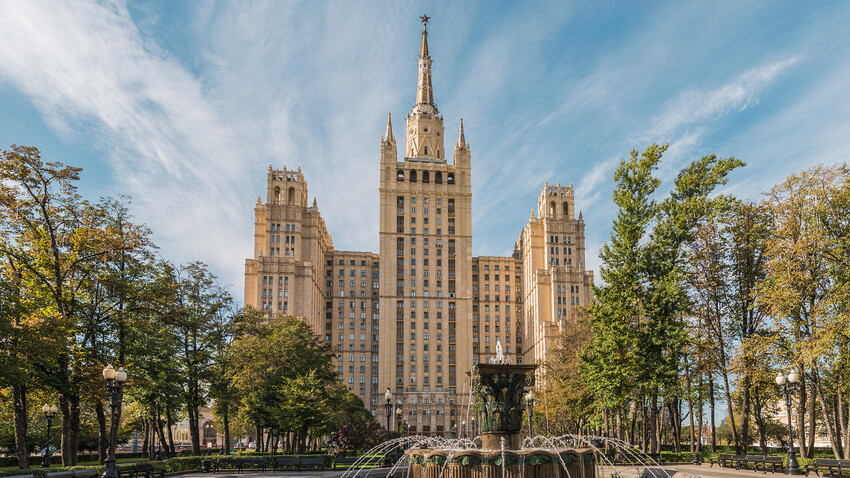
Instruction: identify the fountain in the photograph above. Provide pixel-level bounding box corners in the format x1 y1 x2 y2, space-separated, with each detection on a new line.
402 341 596 478
341 341 677 478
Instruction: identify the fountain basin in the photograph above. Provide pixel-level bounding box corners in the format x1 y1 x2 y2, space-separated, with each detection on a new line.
406 448 596 478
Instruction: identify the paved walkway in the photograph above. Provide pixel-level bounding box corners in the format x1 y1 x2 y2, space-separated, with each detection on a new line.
172 463 787 478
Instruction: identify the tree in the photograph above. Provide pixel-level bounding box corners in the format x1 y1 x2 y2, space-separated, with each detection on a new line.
584 144 744 452
0 145 140 465
761 164 850 459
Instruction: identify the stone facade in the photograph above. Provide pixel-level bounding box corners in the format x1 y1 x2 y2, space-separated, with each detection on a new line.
244 18 593 438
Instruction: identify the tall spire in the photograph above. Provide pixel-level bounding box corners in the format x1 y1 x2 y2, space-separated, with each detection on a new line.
385 113 394 142
457 118 466 149
413 14 436 114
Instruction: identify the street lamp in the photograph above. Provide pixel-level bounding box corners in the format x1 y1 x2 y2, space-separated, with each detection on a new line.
384 388 393 439
462 420 467 439
102 365 128 478
41 404 59 468
776 370 802 475
525 390 535 439
396 406 403 434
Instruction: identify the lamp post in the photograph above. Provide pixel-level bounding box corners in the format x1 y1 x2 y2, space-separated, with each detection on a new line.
462 420 467 439
471 416 476 438
384 388 393 440
525 390 535 439
396 407 403 434
776 370 802 475
102 365 128 478
41 404 58 468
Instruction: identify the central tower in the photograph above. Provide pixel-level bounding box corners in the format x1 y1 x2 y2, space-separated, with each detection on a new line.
378 15 473 437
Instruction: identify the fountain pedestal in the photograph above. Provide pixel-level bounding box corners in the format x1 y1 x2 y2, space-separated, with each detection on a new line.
473 363 537 451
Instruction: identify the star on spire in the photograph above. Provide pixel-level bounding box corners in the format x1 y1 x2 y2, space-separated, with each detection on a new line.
420 14 430 28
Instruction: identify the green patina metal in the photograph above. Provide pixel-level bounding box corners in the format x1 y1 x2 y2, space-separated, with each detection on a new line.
490 455 520 466
448 455 482 466
425 455 447 465
471 363 537 434
560 453 577 464
526 454 555 465
408 455 425 464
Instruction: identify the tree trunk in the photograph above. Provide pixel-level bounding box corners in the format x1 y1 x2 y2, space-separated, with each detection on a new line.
752 389 768 454
95 400 107 464
12 383 29 469
686 362 695 453
813 365 842 458
720 367 740 454
142 420 149 458
741 374 751 454
798 378 808 458
222 407 231 456
649 389 660 454
807 384 816 458
709 377 716 452
188 385 201 456
165 406 176 456
70 393 81 465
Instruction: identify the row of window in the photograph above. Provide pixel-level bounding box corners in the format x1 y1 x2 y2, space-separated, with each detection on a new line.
395 171 456 184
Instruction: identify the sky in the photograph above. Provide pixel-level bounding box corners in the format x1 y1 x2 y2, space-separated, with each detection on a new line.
1 1 849 302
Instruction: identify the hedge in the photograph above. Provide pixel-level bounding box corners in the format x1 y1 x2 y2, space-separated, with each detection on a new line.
0 454 143 468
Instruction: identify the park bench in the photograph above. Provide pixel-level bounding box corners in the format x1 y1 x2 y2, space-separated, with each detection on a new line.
73 470 98 478
752 456 785 474
116 464 139 478
213 458 242 473
715 454 746 469
273 456 325 471
46 472 74 478
15 474 35 478
299 457 325 470
744 455 766 470
134 462 166 478
333 457 362 469
274 457 302 471
240 458 267 472
805 459 850 477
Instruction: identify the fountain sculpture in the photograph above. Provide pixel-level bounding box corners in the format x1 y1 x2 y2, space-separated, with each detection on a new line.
403 341 596 478
341 341 674 478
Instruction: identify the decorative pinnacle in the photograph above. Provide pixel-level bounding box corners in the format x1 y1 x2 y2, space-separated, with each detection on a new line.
457 118 466 148
420 14 430 27
385 113 394 142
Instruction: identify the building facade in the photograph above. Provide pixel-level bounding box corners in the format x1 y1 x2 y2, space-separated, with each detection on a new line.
244 17 593 438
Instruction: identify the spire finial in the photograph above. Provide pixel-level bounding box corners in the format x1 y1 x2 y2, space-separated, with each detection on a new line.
385 113 394 142
420 15 430 58
457 118 466 148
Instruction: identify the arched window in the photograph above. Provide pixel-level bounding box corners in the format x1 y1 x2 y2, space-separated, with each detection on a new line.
422 171 430 183
410 170 417 182
550 202 556 216
288 187 295 204
447 173 455 184
435 172 443 184
563 202 569 217
397 170 405 181
424 146 429 155
274 187 281 202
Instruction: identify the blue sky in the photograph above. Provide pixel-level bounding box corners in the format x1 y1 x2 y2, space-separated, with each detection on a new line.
1 1 849 301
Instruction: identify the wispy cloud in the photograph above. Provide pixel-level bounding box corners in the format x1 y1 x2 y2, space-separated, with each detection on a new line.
0 0 250 288
646 56 801 142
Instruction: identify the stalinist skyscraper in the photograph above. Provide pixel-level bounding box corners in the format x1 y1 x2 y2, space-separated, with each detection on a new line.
245 16 593 437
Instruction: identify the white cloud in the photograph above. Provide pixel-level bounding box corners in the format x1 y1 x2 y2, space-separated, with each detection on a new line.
0 0 251 290
646 56 801 142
